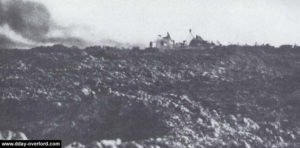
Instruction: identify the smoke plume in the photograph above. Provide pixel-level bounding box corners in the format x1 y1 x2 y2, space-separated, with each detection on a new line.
0 0 87 49
0 1 4 25
5 0 50 41
0 34 14 48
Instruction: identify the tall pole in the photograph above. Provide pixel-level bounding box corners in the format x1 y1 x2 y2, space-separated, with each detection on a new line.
189 29 194 38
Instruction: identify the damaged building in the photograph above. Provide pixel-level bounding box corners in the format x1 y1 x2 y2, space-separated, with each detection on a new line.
151 29 216 50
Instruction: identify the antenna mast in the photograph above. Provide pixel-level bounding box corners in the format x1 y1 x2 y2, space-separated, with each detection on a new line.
189 29 195 38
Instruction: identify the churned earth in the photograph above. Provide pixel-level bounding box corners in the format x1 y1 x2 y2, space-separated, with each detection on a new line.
0 45 300 148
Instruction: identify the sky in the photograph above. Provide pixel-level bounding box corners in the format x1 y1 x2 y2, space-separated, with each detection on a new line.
2 0 300 47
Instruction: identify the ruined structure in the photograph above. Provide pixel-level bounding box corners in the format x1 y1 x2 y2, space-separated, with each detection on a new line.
155 32 175 49
189 35 215 49
151 29 216 50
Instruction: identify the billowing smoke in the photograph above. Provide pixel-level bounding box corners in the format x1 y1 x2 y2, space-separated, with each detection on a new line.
0 0 87 49
0 34 14 48
5 0 50 41
0 34 30 48
0 1 4 25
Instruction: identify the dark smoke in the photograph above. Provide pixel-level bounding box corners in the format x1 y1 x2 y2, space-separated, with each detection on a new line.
5 0 51 41
0 1 4 25
0 34 14 48
0 0 87 49
0 34 29 49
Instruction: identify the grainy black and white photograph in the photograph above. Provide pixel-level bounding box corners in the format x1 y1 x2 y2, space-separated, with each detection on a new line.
0 0 300 147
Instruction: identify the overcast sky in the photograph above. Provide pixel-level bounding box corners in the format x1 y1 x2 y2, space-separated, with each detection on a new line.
10 0 300 46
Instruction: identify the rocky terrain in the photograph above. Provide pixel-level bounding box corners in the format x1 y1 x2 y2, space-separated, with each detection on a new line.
1 45 300 148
